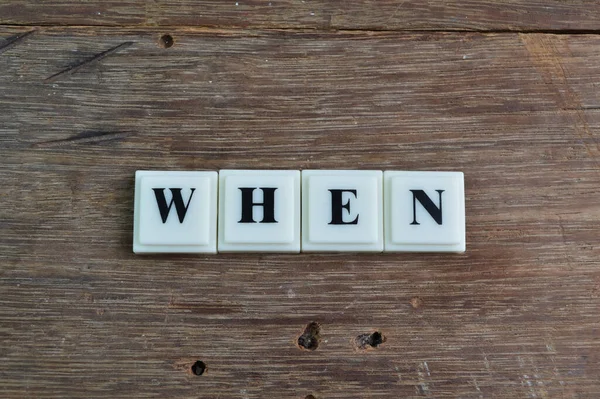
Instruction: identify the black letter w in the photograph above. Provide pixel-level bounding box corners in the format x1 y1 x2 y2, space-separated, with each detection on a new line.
153 188 196 223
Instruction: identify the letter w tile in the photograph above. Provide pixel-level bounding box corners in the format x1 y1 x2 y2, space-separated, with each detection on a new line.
153 188 196 223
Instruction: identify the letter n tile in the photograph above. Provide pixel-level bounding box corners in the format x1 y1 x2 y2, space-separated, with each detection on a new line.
384 171 465 252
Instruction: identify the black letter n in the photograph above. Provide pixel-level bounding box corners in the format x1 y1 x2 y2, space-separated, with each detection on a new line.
410 190 444 225
153 188 196 223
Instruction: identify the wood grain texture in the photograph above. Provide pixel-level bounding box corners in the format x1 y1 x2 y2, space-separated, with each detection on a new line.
3 1 600 31
1 26 600 398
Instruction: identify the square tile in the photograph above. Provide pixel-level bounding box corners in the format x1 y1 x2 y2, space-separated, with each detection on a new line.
218 170 301 252
133 171 218 253
302 170 383 252
384 171 465 252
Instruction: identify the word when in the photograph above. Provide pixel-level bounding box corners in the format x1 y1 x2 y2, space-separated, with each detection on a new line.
133 170 465 253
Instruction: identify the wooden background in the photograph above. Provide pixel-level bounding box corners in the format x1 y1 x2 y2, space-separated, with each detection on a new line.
1 2 599 398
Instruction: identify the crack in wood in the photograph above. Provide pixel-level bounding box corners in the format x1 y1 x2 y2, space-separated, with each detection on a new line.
5 23 600 34
0 29 35 55
44 41 133 82
33 131 133 148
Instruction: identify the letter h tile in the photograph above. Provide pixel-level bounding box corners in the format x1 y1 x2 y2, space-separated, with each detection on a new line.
218 170 301 252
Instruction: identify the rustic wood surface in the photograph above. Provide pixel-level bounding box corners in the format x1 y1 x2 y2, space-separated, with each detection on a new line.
1 6 600 399
3 1 600 31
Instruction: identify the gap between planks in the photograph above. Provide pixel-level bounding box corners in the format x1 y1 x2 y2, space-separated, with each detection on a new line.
4 23 600 36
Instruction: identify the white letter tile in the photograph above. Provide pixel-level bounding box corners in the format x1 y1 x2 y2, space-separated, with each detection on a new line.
384 171 465 252
133 171 218 253
218 170 301 253
302 170 383 252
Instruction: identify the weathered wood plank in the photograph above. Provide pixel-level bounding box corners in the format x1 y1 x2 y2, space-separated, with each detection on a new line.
1 27 599 398
2 1 600 31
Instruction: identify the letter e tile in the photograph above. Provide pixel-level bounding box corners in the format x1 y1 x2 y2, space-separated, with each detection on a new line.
302 170 383 252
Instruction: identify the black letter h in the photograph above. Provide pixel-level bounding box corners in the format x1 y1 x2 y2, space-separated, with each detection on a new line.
238 187 278 223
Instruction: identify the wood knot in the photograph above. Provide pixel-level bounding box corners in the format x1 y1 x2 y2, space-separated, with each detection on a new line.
191 360 206 376
159 34 174 48
354 331 386 350
410 296 424 309
297 322 321 351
